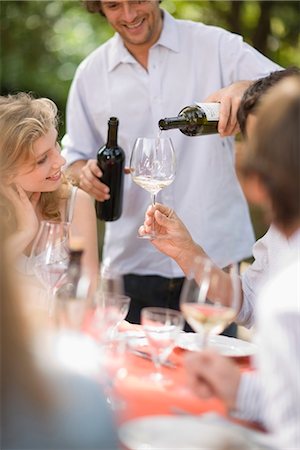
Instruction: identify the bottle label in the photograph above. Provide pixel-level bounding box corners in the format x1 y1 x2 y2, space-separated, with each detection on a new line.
195 103 220 121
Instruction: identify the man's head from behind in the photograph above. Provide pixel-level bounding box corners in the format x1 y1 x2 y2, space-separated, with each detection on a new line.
241 75 300 234
237 67 300 138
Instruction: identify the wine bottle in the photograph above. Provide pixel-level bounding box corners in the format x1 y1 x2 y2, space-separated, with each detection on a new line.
55 239 88 300
158 103 220 137
95 117 125 221
54 239 90 330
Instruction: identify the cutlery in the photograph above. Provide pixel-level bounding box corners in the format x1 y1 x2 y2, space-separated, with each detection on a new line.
129 348 176 369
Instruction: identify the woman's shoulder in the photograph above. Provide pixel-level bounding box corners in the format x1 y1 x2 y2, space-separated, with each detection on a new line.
74 187 94 206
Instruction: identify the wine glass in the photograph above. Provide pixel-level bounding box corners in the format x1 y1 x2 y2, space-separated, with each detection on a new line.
130 137 176 239
179 256 240 349
29 221 70 312
93 266 130 342
141 307 184 385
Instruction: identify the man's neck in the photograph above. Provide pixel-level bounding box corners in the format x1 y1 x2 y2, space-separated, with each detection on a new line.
124 43 150 69
123 10 164 70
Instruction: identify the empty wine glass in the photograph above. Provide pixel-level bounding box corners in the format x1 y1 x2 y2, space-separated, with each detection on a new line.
93 266 130 342
101 333 128 411
180 256 240 349
29 221 70 312
130 137 176 239
141 307 184 385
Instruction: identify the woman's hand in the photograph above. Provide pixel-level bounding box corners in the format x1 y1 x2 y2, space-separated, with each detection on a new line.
5 184 40 254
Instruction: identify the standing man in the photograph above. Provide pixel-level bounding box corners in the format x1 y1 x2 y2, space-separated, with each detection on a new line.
62 0 281 328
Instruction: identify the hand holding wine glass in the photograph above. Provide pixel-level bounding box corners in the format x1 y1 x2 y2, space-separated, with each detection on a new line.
130 137 176 239
180 256 240 349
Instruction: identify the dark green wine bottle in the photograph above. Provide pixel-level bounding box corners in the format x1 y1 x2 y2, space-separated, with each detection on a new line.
158 103 220 137
95 117 125 221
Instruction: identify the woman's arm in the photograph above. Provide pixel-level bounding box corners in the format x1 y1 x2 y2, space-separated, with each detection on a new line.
71 188 99 279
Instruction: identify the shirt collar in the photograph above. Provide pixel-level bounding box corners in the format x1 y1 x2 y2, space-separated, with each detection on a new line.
107 9 180 72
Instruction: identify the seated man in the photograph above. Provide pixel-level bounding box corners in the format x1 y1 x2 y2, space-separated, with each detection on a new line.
140 67 300 328
185 76 300 449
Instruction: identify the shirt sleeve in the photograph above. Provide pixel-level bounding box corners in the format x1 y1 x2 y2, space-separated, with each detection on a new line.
237 235 269 328
217 29 281 85
61 65 103 166
232 371 266 424
258 311 300 449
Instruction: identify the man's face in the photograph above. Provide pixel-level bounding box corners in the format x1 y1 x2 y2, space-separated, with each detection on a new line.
101 0 162 49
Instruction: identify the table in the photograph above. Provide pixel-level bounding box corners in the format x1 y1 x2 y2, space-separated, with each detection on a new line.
91 322 253 425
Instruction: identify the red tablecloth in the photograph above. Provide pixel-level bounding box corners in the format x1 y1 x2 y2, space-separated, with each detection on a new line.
83 315 253 424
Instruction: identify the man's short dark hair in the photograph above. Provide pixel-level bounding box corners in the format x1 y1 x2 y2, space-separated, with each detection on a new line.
237 67 300 136
83 0 162 17
241 76 300 228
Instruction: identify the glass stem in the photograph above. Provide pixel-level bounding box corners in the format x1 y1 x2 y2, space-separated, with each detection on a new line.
151 194 156 236
202 331 209 349
153 355 162 380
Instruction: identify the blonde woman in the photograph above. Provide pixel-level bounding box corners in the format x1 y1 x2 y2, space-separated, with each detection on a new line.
0 93 98 278
0 214 118 450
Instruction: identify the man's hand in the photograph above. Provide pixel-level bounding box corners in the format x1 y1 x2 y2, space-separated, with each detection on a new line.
184 350 241 410
77 159 110 201
205 80 252 137
139 203 196 262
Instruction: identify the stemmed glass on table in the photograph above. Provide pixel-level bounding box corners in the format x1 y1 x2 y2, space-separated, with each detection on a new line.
179 256 240 349
93 265 131 342
29 221 70 314
141 307 184 386
93 266 131 410
130 137 176 239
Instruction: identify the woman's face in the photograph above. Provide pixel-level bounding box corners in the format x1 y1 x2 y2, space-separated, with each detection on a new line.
13 126 66 193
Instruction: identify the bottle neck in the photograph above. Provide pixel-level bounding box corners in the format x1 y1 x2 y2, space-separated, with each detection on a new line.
68 250 83 275
107 117 119 147
159 116 189 131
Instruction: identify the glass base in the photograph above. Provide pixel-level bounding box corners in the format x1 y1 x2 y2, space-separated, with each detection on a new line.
137 233 166 240
143 371 173 387
137 233 157 240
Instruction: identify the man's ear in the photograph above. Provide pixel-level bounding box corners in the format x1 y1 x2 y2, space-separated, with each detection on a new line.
243 174 269 207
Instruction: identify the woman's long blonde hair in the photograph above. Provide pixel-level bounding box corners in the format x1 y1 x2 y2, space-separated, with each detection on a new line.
0 92 70 228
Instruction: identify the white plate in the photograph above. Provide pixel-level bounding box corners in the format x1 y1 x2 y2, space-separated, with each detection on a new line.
118 415 270 450
122 330 148 348
177 333 257 357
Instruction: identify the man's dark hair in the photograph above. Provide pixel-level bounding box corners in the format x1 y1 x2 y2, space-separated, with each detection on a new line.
241 75 300 228
237 67 300 136
83 0 162 17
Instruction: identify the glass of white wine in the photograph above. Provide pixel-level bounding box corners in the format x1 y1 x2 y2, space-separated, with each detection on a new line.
130 137 176 239
179 256 240 349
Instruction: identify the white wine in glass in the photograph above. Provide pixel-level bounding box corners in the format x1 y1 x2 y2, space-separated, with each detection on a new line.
130 137 176 239
180 257 239 349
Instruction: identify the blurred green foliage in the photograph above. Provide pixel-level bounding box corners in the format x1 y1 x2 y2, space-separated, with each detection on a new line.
1 0 299 136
